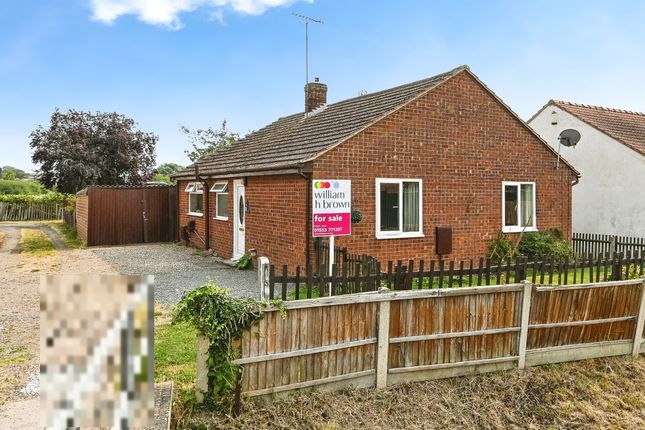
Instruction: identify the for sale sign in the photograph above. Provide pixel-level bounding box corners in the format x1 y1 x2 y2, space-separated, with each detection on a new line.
312 179 351 237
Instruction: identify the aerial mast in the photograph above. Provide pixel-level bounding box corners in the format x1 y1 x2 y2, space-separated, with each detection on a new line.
293 13 324 116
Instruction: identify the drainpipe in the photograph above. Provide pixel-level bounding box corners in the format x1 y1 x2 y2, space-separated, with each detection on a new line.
299 168 312 269
195 165 210 250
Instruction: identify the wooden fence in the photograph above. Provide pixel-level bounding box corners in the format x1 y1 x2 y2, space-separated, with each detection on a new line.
314 239 378 276
196 278 645 401
0 202 63 221
573 232 645 259
266 253 645 301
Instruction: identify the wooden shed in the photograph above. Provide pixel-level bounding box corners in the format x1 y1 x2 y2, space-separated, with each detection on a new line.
75 185 178 246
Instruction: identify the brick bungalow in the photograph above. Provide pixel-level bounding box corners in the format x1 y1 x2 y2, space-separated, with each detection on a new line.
172 65 579 269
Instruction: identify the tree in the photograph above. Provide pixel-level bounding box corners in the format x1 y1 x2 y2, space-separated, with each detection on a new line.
1 166 29 180
30 109 157 193
150 163 183 184
181 120 239 163
156 162 183 176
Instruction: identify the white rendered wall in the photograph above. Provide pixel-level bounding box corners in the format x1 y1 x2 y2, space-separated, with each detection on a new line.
529 107 645 237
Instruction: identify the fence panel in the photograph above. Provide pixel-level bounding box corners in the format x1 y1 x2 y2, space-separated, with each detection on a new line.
0 202 63 221
235 301 379 397
194 279 645 403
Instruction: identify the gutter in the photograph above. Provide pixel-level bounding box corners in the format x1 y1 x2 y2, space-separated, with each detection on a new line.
195 165 210 250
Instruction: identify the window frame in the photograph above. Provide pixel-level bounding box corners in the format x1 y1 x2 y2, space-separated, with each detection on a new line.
186 182 204 216
501 181 537 233
210 182 229 221
375 178 424 240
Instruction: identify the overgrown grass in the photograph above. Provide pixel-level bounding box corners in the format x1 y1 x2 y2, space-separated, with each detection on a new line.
154 305 198 421
184 356 645 429
49 220 84 248
20 228 55 256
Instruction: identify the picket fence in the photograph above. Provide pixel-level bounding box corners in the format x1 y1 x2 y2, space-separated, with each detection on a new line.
196 278 645 403
573 232 645 259
0 202 63 221
264 253 645 301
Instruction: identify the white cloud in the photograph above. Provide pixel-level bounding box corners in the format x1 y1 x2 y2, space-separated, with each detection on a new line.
89 0 304 29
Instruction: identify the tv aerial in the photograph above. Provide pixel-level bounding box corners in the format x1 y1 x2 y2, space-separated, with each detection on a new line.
556 128 581 169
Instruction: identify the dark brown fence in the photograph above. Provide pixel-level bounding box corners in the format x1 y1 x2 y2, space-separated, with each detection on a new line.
573 232 645 259
76 185 177 246
267 252 645 301
314 239 378 276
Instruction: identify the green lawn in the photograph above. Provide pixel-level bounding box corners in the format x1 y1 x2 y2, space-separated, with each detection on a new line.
154 313 197 406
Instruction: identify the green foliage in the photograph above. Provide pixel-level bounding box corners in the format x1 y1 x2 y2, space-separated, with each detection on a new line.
181 120 239 163
0 192 72 204
1 166 29 180
235 253 253 270
30 108 158 193
156 162 184 176
623 264 644 280
518 229 572 261
488 231 517 261
152 173 172 184
173 284 264 410
0 179 45 195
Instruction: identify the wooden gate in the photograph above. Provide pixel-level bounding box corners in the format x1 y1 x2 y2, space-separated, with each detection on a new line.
77 185 177 246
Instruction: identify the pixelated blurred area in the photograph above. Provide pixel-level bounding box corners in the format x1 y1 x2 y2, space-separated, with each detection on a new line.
40 275 154 429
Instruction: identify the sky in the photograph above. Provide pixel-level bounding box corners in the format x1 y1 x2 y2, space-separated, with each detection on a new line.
1 0 644 172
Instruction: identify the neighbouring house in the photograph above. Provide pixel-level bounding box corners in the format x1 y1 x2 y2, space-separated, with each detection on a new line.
172 65 579 269
529 101 645 237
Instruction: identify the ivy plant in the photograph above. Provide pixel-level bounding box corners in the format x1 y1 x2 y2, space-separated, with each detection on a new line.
173 283 264 410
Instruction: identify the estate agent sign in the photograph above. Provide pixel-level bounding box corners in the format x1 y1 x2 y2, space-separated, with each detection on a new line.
312 179 351 237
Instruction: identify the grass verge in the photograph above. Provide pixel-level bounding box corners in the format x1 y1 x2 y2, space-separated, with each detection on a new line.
154 304 198 425
181 356 645 430
48 220 84 248
20 228 55 256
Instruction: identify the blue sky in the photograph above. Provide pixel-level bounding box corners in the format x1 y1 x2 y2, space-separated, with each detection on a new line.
1 0 644 172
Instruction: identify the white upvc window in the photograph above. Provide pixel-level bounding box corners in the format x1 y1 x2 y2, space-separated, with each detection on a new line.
185 182 204 216
375 178 423 239
210 182 229 220
502 181 537 233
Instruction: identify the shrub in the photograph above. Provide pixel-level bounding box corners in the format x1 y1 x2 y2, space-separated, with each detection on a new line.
0 179 45 195
488 231 517 261
0 192 73 205
518 229 572 261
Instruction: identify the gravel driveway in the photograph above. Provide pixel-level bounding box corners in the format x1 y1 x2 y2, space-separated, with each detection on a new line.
90 243 258 305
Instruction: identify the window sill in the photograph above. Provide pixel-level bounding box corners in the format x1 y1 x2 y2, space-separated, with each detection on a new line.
502 227 538 234
214 216 229 221
376 232 425 240
187 212 203 217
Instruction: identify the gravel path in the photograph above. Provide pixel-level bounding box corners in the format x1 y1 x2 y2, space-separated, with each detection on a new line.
90 243 258 305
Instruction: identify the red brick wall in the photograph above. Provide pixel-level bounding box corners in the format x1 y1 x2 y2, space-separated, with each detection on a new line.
312 72 576 262
177 180 207 249
245 175 308 268
178 176 309 268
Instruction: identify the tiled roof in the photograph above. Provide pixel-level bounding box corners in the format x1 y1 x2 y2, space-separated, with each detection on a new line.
174 65 469 178
552 100 645 156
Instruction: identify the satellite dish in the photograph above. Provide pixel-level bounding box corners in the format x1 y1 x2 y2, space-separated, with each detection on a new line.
558 129 581 147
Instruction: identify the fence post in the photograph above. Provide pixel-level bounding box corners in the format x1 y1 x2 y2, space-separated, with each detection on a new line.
376 289 391 389
609 235 617 260
196 333 210 404
632 279 645 358
258 256 270 300
518 281 533 369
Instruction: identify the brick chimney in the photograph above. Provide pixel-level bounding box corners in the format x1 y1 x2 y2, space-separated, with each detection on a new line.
305 77 327 113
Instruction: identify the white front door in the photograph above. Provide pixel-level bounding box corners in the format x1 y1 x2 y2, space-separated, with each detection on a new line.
233 180 246 259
